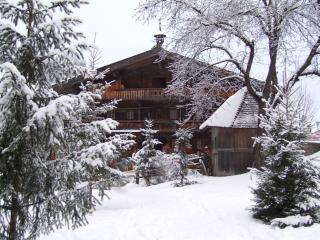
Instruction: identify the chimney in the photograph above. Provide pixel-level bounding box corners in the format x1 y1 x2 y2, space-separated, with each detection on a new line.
154 19 166 47
154 33 166 47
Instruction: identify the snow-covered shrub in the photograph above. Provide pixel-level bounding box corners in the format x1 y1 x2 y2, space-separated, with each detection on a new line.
159 153 180 181
251 88 320 227
0 1 134 239
172 124 197 187
133 119 162 186
146 152 203 184
271 215 313 228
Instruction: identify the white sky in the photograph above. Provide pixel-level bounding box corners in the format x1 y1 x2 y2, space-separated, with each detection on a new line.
73 1 320 124
76 1 158 66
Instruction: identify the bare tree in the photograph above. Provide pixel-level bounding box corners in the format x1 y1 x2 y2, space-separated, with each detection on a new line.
137 0 320 165
165 57 243 120
137 0 320 112
294 86 316 131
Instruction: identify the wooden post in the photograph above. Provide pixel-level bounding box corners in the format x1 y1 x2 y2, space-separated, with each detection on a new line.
138 103 141 121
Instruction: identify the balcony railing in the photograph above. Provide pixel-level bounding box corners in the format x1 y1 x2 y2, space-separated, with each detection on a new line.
117 120 201 132
103 88 169 101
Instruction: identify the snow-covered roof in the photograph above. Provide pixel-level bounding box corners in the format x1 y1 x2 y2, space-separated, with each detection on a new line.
200 87 258 129
306 130 320 143
308 150 320 167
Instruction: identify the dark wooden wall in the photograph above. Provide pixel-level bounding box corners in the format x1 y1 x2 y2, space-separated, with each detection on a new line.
98 57 211 154
210 127 257 176
304 142 320 155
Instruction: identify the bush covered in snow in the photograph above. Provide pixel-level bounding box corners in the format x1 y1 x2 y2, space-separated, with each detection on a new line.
172 124 197 187
133 121 202 187
133 119 163 186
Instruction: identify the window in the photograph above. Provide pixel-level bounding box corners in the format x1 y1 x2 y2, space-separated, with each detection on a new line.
115 111 126 120
152 77 167 88
196 139 202 150
169 109 177 120
127 111 135 120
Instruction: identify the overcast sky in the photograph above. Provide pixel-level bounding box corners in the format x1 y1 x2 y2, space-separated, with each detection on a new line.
76 1 158 66
75 1 320 124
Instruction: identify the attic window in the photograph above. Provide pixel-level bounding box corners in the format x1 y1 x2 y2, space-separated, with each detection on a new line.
152 77 167 88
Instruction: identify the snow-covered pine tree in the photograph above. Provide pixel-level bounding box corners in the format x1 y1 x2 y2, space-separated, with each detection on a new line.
0 1 134 239
133 119 161 186
173 123 193 187
77 81 135 185
251 87 320 228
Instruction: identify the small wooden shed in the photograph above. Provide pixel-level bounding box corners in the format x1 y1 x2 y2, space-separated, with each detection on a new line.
200 87 258 176
305 130 320 155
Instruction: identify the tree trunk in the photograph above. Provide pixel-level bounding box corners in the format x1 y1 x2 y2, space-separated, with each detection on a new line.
135 170 140 184
252 102 266 168
9 197 18 240
9 150 22 240
142 171 151 186
253 127 265 169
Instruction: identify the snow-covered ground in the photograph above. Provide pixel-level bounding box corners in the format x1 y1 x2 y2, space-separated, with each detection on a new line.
41 172 320 240
309 151 320 167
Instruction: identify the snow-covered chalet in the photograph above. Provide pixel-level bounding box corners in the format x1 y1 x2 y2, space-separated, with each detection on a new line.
56 34 243 155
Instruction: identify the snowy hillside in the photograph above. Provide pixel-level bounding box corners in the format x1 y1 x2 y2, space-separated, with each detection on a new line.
41 173 320 240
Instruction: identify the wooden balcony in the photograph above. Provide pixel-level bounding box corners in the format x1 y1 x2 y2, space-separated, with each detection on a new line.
117 120 201 133
103 88 170 101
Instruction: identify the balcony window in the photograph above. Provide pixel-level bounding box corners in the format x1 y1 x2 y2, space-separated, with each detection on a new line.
152 77 167 88
169 109 177 120
196 139 202 150
115 111 126 120
127 111 135 120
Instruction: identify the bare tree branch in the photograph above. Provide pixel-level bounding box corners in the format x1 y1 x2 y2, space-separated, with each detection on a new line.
300 71 320 77
138 0 320 119
287 37 320 89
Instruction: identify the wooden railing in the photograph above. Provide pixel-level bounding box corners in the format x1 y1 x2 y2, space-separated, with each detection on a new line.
117 120 201 132
103 88 168 101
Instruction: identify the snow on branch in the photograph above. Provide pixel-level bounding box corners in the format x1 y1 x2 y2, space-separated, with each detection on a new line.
0 62 35 100
138 0 320 110
24 93 92 145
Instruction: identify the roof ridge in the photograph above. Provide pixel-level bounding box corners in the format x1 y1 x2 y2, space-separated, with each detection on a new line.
97 47 163 72
231 88 247 127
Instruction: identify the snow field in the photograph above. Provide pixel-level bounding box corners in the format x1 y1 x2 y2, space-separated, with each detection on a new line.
41 173 320 240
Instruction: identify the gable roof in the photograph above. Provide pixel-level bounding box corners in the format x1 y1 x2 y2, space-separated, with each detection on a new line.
98 46 172 73
200 87 258 129
97 47 244 80
53 47 168 94
54 43 263 97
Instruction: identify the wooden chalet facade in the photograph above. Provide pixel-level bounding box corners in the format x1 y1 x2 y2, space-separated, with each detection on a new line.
55 35 253 175
200 87 259 176
97 46 211 152
56 39 216 153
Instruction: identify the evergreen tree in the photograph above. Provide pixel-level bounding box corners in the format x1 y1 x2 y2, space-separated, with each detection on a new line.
0 1 134 239
251 88 320 228
133 119 161 186
173 123 193 187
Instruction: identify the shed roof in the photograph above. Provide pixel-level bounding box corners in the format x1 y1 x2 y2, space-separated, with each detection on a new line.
307 130 320 143
200 87 258 129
